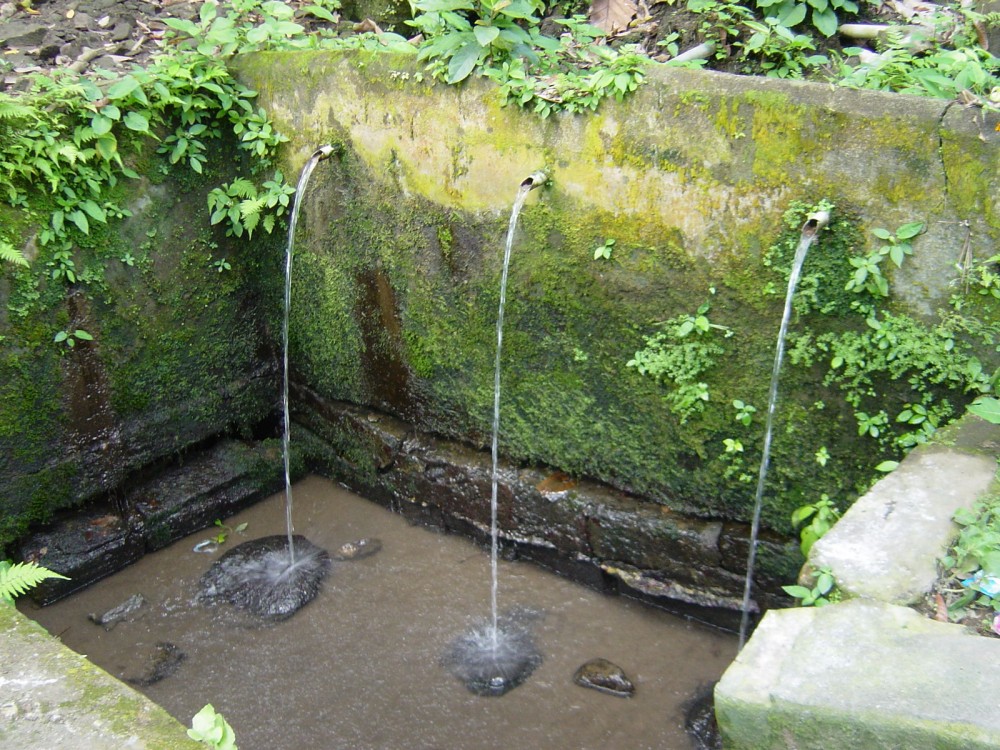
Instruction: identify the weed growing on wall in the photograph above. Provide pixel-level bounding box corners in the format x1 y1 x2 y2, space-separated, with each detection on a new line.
628 200 999 538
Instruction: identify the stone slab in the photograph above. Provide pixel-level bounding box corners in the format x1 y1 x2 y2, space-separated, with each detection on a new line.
809 442 998 605
0 604 199 750
715 599 1000 750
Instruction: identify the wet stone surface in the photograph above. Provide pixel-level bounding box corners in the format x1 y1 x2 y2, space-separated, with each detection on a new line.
572 657 635 698
198 535 331 622
684 682 722 750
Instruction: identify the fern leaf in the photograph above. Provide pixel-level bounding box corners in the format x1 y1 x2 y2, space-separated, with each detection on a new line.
0 561 68 603
238 197 265 219
227 178 257 199
0 95 36 122
0 239 28 267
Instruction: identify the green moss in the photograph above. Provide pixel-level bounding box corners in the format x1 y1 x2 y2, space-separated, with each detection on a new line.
941 132 997 228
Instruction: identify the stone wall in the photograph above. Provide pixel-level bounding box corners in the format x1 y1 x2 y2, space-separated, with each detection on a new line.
230 52 998 609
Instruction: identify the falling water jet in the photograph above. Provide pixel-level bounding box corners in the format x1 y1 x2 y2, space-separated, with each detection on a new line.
737 209 830 650
282 144 339 566
445 172 546 696
198 148 337 621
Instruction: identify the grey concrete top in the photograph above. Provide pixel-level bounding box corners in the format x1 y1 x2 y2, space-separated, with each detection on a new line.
810 438 998 605
717 599 1000 749
0 604 199 750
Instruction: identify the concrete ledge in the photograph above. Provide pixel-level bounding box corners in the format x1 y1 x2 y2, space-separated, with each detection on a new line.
716 414 1000 749
716 600 1000 750
0 604 198 750
810 445 997 604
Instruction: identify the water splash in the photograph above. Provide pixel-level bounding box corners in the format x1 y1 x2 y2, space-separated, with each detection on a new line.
443 612 543 696
199 535 331 622
738 210 830 649
281 146 336 565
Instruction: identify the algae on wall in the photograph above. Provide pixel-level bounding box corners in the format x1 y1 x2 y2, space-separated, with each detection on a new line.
0 152 278 555
235 49 998 540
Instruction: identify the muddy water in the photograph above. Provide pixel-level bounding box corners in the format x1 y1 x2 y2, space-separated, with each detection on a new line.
21 476 736 750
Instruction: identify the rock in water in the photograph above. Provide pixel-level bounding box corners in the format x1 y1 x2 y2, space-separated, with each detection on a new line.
684 682 722 750
199 535 330 622
126 642 185 687
332 537 382 561
573 657 635 697
88 593 147 630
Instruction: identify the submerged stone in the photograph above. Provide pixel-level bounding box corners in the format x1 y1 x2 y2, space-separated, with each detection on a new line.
443 616 543 697
572 658 635 697
199 535 331 622
88 593 147 630
126 642 186 688
332 537 382 561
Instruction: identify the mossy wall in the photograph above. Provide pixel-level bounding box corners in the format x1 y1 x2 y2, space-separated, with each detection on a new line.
232 52 998 547
0 156 278 555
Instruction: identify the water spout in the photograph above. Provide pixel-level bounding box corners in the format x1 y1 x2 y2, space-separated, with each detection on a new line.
312 144 339 161
737 209 828 649
520 171 547 190
800 210 830 239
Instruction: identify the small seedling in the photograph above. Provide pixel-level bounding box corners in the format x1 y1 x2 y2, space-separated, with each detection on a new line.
54 329 94 348
593 238 615 260
783 567 836 607
211 519 248 545
791 494 841 555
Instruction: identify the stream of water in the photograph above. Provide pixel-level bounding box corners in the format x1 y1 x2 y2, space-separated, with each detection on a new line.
738 213 828 648
488 178 537 644
281 147 333 565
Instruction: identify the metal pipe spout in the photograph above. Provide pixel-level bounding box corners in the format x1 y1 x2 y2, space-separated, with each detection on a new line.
800 209 830 239
520 172 547 190
312 144 339 161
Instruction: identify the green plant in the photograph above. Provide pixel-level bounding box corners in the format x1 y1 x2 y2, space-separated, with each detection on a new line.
814 444 829 466
54 328 94 348
163 0 341 57
732 399 757 426
46 246 77 284
409 0 553 84
207 172 296 238
783 566 836 605
739 18 830 78
0 560 68 603
969 396 1000 424
627 290 733 422
210 519 248 545
755 0 858 37
593 238 615 260
188 704 238 750
0 237 28 267
836 37 999 104
686 0 753 51
790 494 841 555
939 494 1000 619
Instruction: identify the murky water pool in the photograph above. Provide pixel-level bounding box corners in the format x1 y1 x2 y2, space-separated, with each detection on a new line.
20 475 736 750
